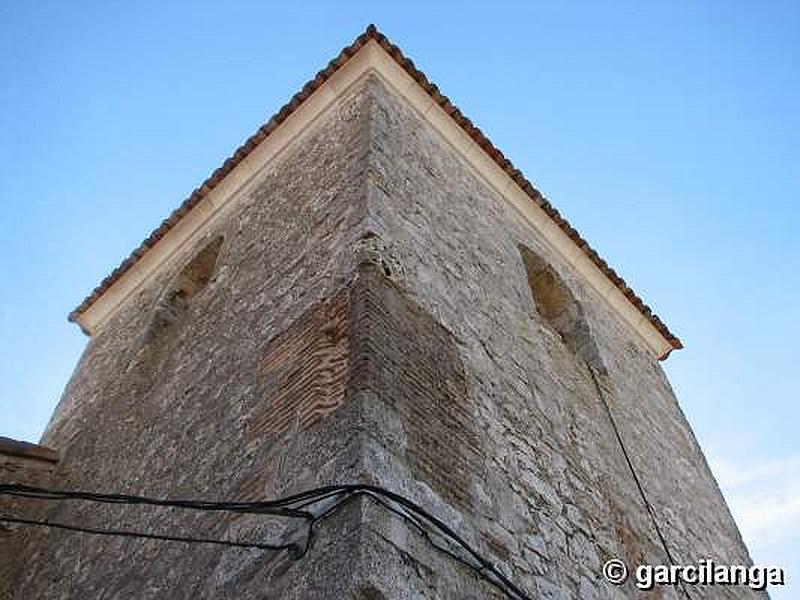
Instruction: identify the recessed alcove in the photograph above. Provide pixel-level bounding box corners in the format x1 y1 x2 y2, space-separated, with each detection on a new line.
518 244 605 372
141 236 224 344
173 236 224 303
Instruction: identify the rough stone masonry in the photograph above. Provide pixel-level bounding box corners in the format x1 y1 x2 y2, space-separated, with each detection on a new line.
2 51 759 599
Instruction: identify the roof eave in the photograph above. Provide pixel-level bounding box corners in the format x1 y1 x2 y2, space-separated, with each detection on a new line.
69 25 682 359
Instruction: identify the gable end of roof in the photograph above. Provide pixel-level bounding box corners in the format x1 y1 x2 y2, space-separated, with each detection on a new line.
68 24 682 358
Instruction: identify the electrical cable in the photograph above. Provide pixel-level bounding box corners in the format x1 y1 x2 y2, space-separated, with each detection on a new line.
316 489 523 599
0 483 532 600
0 484 312 518
0 515 296 552
588 368 693 600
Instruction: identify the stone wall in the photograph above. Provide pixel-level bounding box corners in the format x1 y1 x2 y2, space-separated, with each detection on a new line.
356 75 758 598
0 437 59 600
5 74 758 599
10 79 377 600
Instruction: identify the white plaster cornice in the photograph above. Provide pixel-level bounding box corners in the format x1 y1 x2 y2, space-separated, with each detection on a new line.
75 40 675 360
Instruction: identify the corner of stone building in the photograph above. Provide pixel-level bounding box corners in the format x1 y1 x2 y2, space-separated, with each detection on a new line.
0 437 60 600
2 50 758 599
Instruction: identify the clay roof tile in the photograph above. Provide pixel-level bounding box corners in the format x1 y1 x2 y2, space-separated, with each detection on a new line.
68 25 682 354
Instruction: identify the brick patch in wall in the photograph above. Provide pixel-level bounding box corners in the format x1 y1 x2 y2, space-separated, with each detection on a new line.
249 290 351 439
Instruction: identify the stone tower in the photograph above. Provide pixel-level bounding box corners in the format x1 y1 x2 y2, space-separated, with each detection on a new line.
3 26 758 599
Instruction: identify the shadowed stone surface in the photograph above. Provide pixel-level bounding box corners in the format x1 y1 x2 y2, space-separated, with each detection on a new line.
0 439 59 600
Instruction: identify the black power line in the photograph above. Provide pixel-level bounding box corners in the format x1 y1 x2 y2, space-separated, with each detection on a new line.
0 483 531 600
0 515 295 552
588 369 693 600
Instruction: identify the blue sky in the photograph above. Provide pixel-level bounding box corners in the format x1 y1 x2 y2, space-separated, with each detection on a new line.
1 1 797 596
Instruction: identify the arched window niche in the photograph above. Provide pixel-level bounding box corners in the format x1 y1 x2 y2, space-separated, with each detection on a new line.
142 236 224 343
518 244 605 373
172 236 224 303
